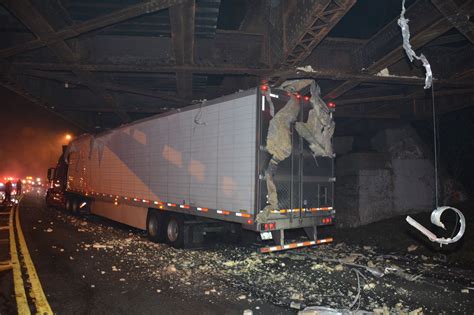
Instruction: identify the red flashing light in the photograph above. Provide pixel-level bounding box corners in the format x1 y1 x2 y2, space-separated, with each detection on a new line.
328 101 336 108
260 85 268 92
304 96 310 101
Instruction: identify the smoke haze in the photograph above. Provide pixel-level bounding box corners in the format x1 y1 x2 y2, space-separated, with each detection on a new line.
0 87 81 179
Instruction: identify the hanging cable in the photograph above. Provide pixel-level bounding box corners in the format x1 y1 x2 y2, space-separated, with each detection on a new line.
431 83 439 208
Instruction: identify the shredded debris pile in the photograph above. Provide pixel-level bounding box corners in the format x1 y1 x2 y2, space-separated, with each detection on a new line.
44 212 474 313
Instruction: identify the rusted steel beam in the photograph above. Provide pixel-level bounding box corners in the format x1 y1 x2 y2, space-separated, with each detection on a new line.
2 0 131 122
269 0 356 85
12 62 270 75
0 0 187 58
432 0 474 44
169 0 196 99
336 88 474 106
61 106 165 114
281 0 356 67
0 79 92 131
18 69 188 104
323 0 455 100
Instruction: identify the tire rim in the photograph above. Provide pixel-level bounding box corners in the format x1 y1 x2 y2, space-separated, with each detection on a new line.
167 218 179 242
148 216 158 237
72 202 77 213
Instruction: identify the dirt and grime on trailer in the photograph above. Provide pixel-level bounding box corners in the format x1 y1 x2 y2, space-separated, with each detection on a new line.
37 203 472 313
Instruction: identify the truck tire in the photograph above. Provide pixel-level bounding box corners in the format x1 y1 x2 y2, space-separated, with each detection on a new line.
147 210 166 243
165 214 184 248
71 198 79 214
65 197 73 213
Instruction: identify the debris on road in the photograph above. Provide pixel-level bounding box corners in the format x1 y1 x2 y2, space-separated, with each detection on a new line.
47 209 474 314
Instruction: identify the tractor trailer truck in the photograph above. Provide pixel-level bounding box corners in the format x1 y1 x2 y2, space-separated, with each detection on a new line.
46 79 335 253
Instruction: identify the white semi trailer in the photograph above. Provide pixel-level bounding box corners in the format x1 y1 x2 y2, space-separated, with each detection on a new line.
47 80 335 253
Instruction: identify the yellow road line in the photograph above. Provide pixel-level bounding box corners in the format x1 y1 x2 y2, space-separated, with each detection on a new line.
9 205 31 315
15 200 53 315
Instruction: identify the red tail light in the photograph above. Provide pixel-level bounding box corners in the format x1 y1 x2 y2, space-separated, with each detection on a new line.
262 222 277 230
328 102 336 108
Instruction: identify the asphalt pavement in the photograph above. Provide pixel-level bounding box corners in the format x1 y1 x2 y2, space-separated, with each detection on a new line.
0 193 289 315
1 193 473 314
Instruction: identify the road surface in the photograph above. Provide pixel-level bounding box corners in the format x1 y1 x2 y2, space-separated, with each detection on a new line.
1 193 473 314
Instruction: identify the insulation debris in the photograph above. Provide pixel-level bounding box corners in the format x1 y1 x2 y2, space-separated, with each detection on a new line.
265 96 300 162
397 0 432 89
295 82 335 157
296 65 317 73
257 96 299 222
406 206 466 246
257 80 335 222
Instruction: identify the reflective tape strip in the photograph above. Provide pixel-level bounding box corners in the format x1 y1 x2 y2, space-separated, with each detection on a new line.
76 191 257 221
309 207 333 212
260 237 333 253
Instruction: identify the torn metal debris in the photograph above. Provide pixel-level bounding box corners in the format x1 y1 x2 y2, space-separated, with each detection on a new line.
406 206 466 246
397 0 432 89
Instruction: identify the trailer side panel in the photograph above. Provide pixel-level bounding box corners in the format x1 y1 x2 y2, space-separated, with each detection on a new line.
67 91 258 228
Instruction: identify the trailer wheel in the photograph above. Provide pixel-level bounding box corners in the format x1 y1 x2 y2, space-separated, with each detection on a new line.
71 198 80 214
147 210 166 243
165 214 184 248
65 197 73 213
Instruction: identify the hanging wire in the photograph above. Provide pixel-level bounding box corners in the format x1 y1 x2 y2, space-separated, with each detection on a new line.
431 83 439 208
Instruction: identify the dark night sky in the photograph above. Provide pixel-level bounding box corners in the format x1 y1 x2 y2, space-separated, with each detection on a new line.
0 87 80 179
